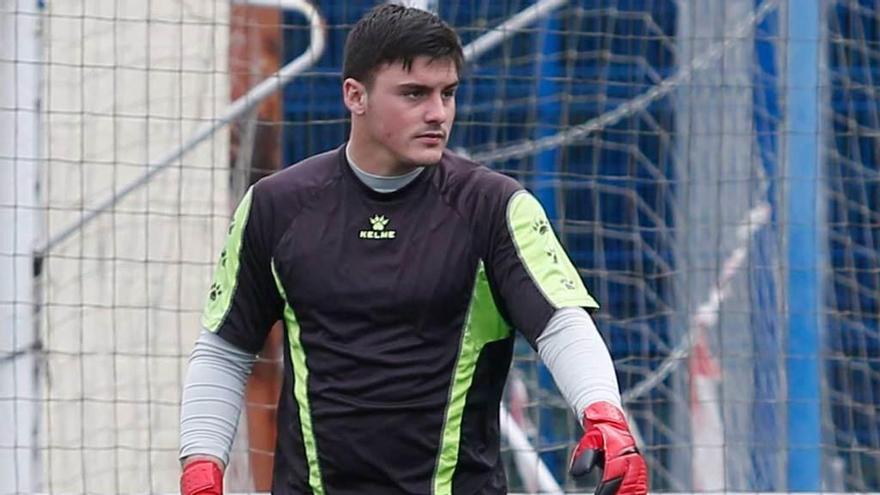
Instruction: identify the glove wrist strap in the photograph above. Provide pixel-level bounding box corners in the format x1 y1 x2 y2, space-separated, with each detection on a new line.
181 459 223 495
584 401 627 429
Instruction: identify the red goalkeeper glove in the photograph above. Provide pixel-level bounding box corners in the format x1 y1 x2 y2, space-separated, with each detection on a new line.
180 459 223 495
569 401 648 495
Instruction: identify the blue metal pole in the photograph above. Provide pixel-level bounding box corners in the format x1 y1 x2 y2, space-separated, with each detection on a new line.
534 9 563 477
752 1 783 489
784 0 822 489
534 17 561 217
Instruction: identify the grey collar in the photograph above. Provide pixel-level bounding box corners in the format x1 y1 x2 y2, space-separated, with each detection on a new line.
345 143 424 193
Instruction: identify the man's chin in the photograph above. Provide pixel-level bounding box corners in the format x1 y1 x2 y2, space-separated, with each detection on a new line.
409 149 444 166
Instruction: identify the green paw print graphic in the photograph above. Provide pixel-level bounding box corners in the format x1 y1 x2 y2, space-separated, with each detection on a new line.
208 282 223 301
370 215 390 231
545 245 559 264
532 218 550 235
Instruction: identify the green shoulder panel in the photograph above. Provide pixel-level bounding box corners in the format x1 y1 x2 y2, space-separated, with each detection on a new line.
506 190 599 309
200 186 254 332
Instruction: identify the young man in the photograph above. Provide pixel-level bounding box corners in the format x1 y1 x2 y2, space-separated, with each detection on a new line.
179 4 648 495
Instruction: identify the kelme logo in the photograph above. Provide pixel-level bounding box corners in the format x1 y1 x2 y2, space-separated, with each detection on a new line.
360 214 396 239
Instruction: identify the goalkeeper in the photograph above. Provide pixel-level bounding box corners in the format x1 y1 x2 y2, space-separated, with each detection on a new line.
179 4 647 495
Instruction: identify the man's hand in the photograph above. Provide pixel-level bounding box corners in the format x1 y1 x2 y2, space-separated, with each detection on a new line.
569 401 648 495
180 456 224 495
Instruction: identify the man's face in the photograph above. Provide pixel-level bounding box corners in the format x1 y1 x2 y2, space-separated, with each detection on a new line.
353 56 458 168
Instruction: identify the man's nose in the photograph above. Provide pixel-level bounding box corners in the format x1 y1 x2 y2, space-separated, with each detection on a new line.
424 94 447 123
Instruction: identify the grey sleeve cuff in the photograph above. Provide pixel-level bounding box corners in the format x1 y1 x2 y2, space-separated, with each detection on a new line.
179 330 257 465
536 307 622 416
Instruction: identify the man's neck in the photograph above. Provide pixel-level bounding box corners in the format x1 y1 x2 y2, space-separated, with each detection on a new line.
346 135 420 177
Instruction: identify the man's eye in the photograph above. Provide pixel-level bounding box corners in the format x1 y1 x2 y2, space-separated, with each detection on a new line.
442 90 456 99
405 91 424 99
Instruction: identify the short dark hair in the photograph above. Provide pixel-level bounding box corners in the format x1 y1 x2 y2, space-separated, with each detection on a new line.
343 4 464 86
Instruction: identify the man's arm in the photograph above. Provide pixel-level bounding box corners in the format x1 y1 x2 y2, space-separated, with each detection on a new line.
480 187 646 493
536 307 621 413
179 330 256 494
536 307 648 495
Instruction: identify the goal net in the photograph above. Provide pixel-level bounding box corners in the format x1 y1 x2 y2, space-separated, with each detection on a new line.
1 0 878 493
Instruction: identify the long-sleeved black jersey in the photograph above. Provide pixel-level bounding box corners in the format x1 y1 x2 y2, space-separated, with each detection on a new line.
201 144 598 495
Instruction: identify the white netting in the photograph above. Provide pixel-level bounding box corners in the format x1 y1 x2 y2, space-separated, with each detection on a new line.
2 0 879 493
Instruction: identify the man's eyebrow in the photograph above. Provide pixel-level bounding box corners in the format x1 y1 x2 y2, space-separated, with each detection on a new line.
396 81 460 90
397 83 430 91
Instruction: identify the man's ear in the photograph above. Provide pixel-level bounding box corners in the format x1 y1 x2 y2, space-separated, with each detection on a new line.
343 78 367 115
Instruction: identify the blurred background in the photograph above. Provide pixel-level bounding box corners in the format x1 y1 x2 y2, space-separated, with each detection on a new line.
1 0 878 493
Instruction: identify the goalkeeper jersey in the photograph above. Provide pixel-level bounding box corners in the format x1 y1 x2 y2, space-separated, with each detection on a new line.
201 145 598 495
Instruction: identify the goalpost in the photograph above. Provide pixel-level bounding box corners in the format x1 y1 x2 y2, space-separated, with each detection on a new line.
1 0 42 490
3 0 880 493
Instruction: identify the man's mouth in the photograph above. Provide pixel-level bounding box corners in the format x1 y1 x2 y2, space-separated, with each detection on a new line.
416 131 445 139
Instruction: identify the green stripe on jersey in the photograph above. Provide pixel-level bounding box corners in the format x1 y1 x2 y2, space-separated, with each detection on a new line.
201 186 254 332
271 260 326 495
506 190 598 309
433 261 511 495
